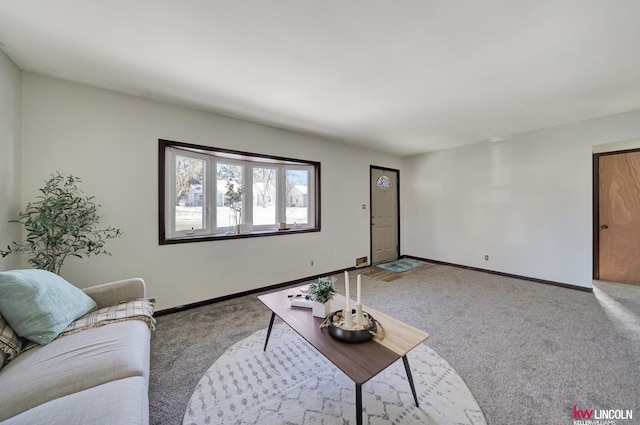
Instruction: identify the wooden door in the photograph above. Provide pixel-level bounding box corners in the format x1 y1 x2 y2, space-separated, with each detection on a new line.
371 167 399 264
599 151 640 285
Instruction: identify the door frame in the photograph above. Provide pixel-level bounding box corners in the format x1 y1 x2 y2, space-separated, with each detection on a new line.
592 147 640 279
369 165 401 265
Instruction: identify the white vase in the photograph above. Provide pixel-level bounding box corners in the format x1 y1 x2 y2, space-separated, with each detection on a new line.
312 301 331 318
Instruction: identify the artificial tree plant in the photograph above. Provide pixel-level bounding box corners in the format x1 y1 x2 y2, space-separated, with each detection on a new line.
0 172 123 275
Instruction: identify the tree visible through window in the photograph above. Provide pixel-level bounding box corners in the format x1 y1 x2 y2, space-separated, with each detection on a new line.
159 140 320 243
253 167 277 226
175 155 204 232
217 162 243 229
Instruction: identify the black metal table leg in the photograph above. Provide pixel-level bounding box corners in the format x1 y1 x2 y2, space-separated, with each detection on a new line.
402 355 419 407
356 383 363 425
263 312 276 351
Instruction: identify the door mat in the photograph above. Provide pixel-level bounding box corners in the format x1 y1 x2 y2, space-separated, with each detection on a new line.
376 259 424 273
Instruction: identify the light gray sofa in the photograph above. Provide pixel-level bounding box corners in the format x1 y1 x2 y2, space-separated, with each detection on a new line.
0 278 151 425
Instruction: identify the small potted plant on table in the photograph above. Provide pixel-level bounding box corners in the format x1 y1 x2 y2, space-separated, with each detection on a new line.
308 276 337 318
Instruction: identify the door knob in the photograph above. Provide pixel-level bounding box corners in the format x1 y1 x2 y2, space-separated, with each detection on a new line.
601 224 609 229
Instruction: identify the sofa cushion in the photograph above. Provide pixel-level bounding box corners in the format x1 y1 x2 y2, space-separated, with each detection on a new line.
0 314 22 366
0 376 149 425
0 269 97 344
0 320 150 422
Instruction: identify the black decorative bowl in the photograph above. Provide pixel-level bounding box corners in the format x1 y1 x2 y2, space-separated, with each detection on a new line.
327 309 377 343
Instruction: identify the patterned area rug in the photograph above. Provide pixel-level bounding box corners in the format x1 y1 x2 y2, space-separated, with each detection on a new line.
376 259 425 273
183 324 486 425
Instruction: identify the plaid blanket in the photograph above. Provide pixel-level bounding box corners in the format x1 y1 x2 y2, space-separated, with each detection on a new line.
11 299 156 358
60 298 156 337
0 314 22 361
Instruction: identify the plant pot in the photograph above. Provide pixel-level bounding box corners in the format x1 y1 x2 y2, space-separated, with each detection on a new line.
312 301 331 318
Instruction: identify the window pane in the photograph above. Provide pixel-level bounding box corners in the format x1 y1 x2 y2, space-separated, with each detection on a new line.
376 175 392 188
286 168 309 225
161 139 320 243
217 162 244 229
175 155 205 231
253 167 277 226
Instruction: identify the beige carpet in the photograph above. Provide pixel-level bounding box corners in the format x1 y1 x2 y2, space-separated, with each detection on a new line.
150 264 640 425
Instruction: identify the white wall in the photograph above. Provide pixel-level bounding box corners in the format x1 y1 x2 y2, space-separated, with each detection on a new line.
17 70 640 305
403 109 640 288
0 50 22 271
21 73 401 310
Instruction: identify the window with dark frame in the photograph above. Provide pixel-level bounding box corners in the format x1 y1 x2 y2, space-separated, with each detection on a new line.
158 139 321 244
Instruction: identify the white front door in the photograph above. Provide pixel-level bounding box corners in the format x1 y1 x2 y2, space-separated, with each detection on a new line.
371 167 399 264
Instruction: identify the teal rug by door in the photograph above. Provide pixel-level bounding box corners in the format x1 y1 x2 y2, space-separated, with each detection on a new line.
376 259 424 273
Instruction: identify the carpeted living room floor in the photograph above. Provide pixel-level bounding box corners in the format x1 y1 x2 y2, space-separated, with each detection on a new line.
149 264 640 425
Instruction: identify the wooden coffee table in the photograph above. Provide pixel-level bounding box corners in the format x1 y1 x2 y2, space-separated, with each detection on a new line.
258 286 430 425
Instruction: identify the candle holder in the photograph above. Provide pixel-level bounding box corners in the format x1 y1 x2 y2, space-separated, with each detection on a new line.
326 309 378 343
343 307 353 329
343 270 353 329
323 271 383 343
354 303 367 326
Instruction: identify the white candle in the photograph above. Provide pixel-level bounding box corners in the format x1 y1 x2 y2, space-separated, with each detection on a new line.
357 274 362 304
344 271 350 312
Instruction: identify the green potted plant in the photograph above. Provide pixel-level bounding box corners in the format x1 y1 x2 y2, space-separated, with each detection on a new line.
308 276 337 318
0 172 123 275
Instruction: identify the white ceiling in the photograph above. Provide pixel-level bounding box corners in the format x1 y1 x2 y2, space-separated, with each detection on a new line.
1 1 640 156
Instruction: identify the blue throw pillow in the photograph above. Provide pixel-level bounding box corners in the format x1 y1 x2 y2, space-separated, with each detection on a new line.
0 269 97 344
